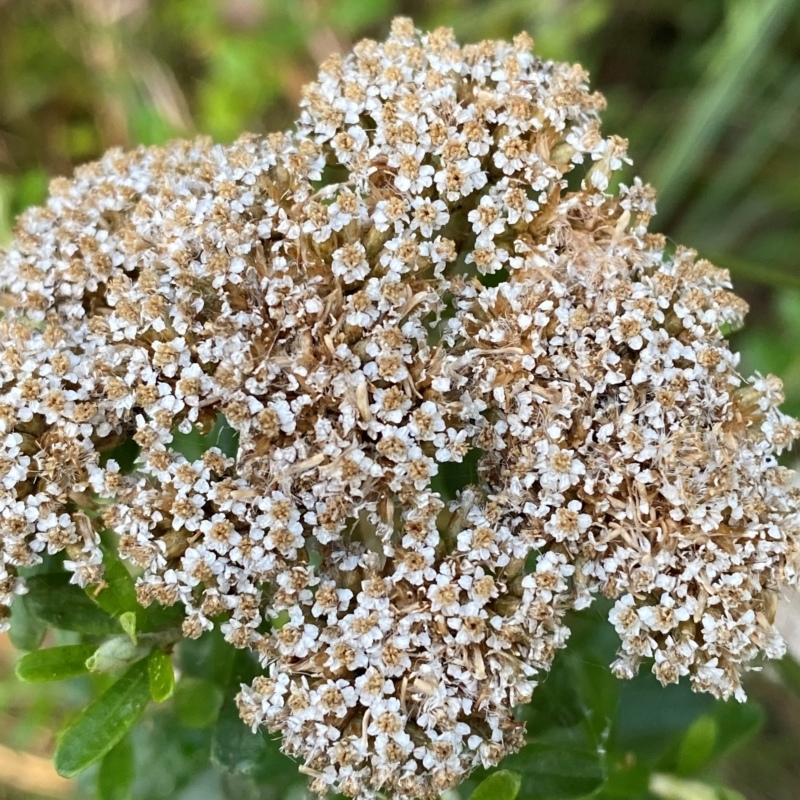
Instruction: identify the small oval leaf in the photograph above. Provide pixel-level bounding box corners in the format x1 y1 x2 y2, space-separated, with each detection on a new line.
677 715 717 776
55 659 151 778
16 645 97 682
119 611 137 643
148 650 175 702
470 770 522 800
8 594 48 652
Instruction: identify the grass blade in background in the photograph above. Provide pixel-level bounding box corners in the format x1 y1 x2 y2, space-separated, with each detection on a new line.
648 0 794 220
678 64 800 249
708 253 800 291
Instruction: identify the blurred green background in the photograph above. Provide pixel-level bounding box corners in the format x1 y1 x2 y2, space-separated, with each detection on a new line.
1 0 800 798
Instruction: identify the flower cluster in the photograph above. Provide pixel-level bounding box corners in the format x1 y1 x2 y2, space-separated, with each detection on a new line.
2 17 799 800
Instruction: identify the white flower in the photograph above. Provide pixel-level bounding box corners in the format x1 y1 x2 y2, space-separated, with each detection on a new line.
332 242 370 284
410 197 449 238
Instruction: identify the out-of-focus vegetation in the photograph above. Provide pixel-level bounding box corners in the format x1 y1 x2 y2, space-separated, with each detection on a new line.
2 1 800 799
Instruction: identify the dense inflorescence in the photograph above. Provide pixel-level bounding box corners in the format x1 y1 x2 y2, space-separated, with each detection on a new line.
2 17 800 800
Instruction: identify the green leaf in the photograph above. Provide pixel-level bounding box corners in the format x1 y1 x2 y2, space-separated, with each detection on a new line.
708 700 764 760
178 626 236 686
174 678 224 728
470 770 521 800
97 735 134 800
212 698 298 782
148 650 175 702
210 649 259 775
676 715 717 776
601 759 651 798
90 549 139 619
171 414 239 462
55 659 151 778
520 652 594 735
129 709 213 799
211 415 239 458
15 644 97 682
137 600 186 634
169 427 207 462
615 673 713 765
212 695 269 775
99 437 140 473
25 573 122 635
8 593 48 651
505 728 606 800
211 651 300 789
92 547 183 634
120 611 137 643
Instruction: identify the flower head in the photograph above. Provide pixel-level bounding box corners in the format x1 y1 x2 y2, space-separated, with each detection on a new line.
2 17 799 800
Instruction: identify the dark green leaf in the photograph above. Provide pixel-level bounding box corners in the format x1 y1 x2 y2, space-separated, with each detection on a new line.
212 698 298 784
89 549 139 619
470 770 521 800
97 735 134 800
677 715 717 776
171 414 239 461
130 709 213 800
90 547 182 634
210 415 239 458
99 437 140 473
505 728 606 800
212 695 268 775
55 659 151 778
708 700 764 760
520 653 592 736
600 759 651 798
615 673 713 765
169 426 208 462
174 678 223 728
25 573 122 635
137 600 186 634
8 593 47 651
211 651 301 789
178 626 236 686
15 644 97 682
148 650 175 702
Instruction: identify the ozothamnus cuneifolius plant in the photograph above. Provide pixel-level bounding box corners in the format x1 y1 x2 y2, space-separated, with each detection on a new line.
1 17 798 800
